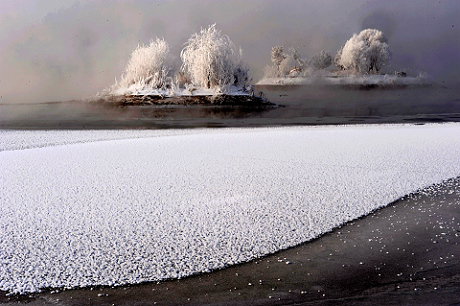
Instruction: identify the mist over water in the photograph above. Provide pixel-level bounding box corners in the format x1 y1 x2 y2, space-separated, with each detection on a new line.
258 85 460 117
0 0 459 105
2 84 459 129
2 3 460 302
0 1 459 128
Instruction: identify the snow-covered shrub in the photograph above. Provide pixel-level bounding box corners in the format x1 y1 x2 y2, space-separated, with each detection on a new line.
271 46 286 73
232 63 250 88
174 71 191 89
334 47 344 70
311 51 332 70
289 47 301 69
180 24 249 91
279 56 297 75
263 65 281 78
336 29 391 74
116 38 172 90
265 46 307 78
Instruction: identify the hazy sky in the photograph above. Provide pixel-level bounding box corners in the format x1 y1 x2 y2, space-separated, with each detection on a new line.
0 0 459 104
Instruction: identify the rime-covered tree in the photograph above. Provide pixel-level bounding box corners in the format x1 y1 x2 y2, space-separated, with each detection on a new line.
117 38 171 89
336 29 391 73
289 47 300 69
334 47 344 70
279 57 296 75
180 24 248 90
271 46 286 73
311 51 332 70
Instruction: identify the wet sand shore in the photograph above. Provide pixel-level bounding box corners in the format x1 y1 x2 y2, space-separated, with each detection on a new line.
2 177 459 305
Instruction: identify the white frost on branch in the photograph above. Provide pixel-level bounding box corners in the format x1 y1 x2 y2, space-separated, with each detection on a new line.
265 46 308 78
271 46 286 75
113 38 172 93
180 24 249 92
311 51 332 70
336 29 391 74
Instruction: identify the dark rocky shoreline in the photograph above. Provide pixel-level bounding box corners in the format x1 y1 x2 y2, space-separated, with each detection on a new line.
103 94 276 107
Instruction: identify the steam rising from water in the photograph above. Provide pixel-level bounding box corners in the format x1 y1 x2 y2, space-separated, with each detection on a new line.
0 0 459 104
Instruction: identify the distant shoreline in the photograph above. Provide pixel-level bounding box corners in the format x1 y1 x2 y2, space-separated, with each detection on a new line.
256 74 431 89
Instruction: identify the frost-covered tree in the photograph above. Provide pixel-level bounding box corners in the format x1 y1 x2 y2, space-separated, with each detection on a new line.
289 47 301 69
311 51 332 70
267 46 305 77
279 56 296 75
271 46 286 73
336 29 391 74
117 38 171 89
334 47 344 70
263 65 280 78
180 24 248 90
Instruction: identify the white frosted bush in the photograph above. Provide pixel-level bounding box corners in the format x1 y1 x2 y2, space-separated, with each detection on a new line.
336 29 391 74
289 47 304 70
180 24 248 91
264 46 307 78
271 46 286 73
279 57 296 75
263 65 281 78
116 38 171 90
334 47 344 70
311 51 332 70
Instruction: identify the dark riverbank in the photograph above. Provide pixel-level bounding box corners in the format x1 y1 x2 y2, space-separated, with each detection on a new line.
106 93 274 106
2 177 459 305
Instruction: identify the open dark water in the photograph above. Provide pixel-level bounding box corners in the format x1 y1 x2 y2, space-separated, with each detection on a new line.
1 84 460 129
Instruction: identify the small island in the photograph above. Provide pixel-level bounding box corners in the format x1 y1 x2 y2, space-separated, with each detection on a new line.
99 25 272 107
256 29 430 89
98 27 431 107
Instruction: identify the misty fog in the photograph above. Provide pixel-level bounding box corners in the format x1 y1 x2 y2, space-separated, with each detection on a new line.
0 0 459 104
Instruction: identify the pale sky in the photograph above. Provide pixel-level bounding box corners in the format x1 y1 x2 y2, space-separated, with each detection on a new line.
1 0 458 103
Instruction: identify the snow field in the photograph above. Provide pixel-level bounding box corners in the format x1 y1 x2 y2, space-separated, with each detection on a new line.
1 124 460 294
0 129 205 152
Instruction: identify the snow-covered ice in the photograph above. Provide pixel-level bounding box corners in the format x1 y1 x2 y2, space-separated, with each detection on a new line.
0 129 199 153
1 124 460 294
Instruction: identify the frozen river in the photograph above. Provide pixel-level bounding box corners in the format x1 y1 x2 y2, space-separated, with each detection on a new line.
1 124 460 294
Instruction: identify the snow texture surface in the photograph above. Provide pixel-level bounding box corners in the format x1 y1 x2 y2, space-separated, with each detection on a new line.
1 124 460 294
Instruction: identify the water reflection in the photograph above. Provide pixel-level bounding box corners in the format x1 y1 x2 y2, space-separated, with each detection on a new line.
1 84 459 129
257 84 460 117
